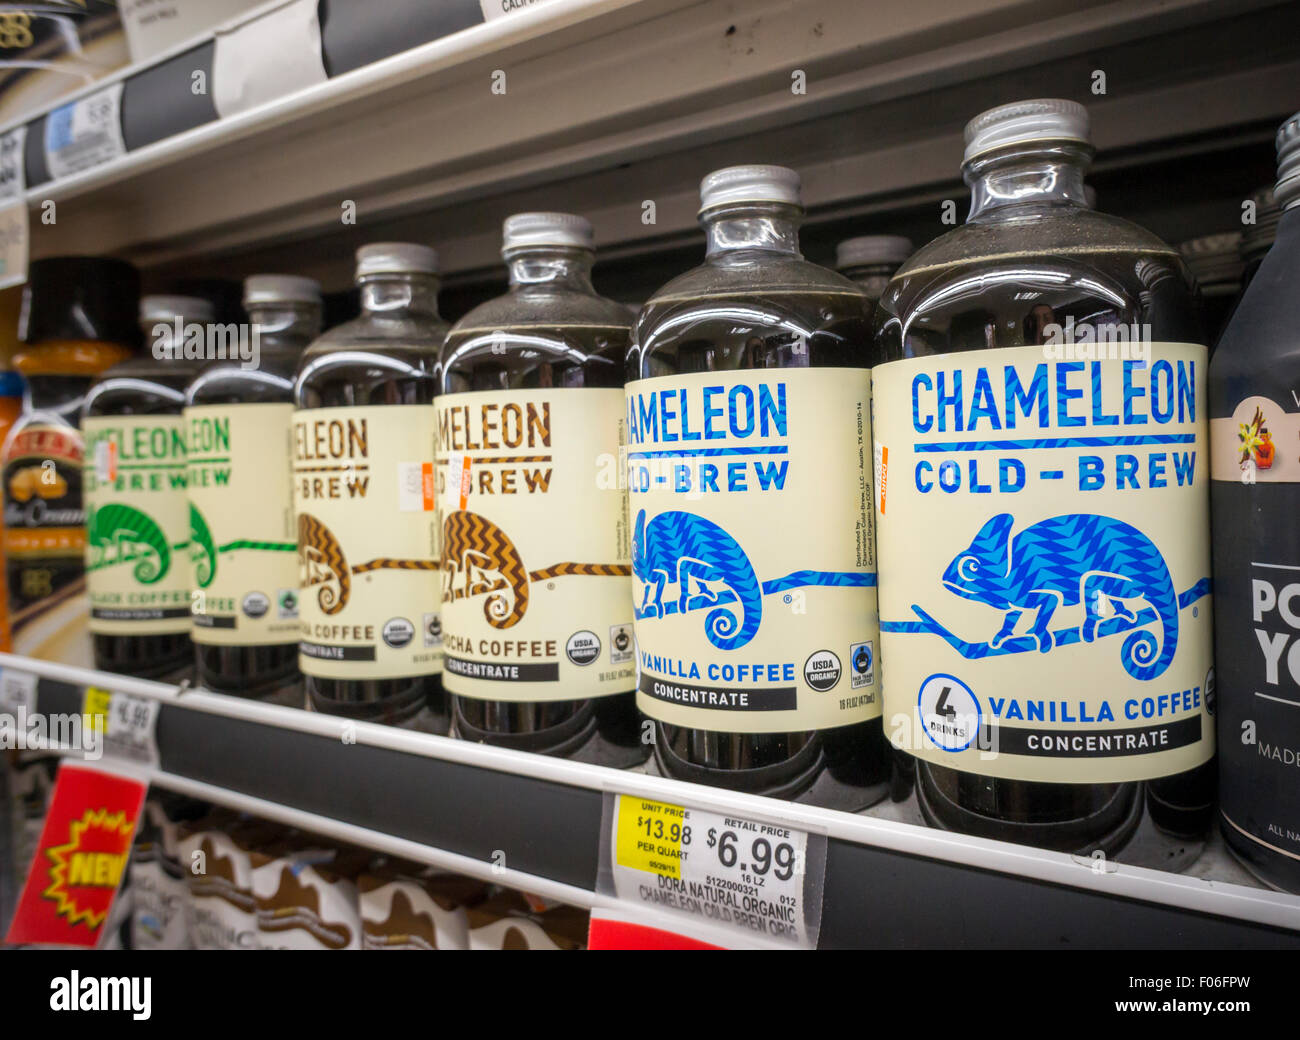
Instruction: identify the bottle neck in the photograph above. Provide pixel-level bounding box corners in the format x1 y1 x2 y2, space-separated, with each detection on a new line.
359 273 441 318
703 204 804 259
963 142 1092 223
246 301 322 344
506 248 595 291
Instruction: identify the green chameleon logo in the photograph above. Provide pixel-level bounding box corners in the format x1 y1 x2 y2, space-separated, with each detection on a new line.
190 503 217 589
86 504 171 584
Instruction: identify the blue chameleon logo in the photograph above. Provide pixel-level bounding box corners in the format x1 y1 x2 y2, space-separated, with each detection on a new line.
632 509 876 651
632 509 762 651
937 512 1192 681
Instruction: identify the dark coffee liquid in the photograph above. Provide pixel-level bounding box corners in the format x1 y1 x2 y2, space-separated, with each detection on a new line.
442 322 643 757
295 344 446 728
878 243 1210 852
84 359 201 680
187 342 302 699
634 288 891 797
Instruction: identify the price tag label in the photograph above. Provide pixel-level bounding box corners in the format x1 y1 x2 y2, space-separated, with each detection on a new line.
82 685 160 768
44 81 126 181
0 667 38 715
479 0 556 21
605 794 825 949
0 125 27 206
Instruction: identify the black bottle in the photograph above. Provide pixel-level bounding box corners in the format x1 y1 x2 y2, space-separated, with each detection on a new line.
293 245 448 729
630 165 890 808
1210 111 1300 892
83 295 212 679
186 275 322 702
439 212 646 763
875 100 1213 855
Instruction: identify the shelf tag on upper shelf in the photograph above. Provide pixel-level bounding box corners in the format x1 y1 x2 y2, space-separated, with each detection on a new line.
0 665 38 716
213 0 328 119
0 126 28 289
480 0 557 21
600 792 827 949
44 82 126 182
0 125 27 206
82 685 160 769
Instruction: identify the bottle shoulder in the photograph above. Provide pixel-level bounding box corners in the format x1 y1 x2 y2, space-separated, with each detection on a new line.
84 358 204 417
449 285 632 337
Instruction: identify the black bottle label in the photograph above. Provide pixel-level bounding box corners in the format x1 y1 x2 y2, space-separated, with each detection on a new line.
874 343 1215 781
1211 394 1300 860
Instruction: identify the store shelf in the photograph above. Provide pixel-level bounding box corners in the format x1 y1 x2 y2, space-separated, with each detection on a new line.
5 651 1299 949
10 0 1298 288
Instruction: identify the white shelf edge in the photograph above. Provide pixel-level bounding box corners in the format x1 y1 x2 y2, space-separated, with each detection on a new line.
5 650 1297 937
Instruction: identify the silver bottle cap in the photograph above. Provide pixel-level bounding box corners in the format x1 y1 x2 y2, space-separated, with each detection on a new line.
963 99 1090 164
699 165 802 213
355 242 439 279
243 274 322 307
502 212 594 253
139 294 214 325
836 235 913 270
1178 233 1244 288
1276 110 1300 209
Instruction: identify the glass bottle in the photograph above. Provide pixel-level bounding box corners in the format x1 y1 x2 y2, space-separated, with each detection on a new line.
1210 111 1300 892
439 212 645 762
186 275 322 703
1178 232 1243 351
875 100 1213 855
630 165 890 807
293 245 448 730
3 258 137 664
83 295 213 679
836 235 913 306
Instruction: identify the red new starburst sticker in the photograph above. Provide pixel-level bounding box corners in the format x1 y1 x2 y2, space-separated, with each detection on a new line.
5 762 146 947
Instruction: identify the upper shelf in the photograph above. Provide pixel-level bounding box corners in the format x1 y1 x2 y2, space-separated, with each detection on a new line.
13 0 1300 286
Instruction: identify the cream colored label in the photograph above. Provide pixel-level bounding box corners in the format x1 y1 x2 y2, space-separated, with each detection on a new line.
292 406 441 679
873 343 1213 782
187 403 298 646
1210 395 1300 484
434 388 632 702
83 415 191 635
627 369 879 733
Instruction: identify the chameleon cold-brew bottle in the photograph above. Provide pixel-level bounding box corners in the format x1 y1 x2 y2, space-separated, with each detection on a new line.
629 165 890 807
83 295 214 680
438 213 645 763
186 275 322 703
4 258 137 664
293 245 447 730
836 235 913 307
874 100 1213 855
1210 111 1300 892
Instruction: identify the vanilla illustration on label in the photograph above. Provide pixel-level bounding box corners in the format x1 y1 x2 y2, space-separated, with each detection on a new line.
627 369 880 733
435 388 633 702
874 345 1214 782
82 416 191 634
292 407 441 678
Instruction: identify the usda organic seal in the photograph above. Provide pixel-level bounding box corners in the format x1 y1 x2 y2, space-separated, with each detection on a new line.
804 650 842 692
383 617 415 649
566 630 601 666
